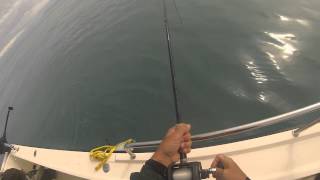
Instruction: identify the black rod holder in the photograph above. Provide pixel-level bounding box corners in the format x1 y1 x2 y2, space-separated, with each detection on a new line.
0 106 14 154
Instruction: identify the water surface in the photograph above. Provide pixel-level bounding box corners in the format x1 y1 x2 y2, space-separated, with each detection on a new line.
0 0 319 150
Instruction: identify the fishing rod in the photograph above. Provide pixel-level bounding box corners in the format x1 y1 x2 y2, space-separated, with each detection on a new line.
162 0 181 124
161 0 220 179
161 0 187 160
0 107 16 154
2 107 13 138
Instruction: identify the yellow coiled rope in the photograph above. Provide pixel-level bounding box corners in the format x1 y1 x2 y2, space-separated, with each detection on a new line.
89 139 134 171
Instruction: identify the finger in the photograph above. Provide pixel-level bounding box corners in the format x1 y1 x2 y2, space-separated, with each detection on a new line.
213 168 224 179
183 133 191 141
211 154 225 168
176 123 191 131
181 141 192 149
183 147 191 154
175 123 191 136
211 155 220 168
166 127 175 137
214 154 232 169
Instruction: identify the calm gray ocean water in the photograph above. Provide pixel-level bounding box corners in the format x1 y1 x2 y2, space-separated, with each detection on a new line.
0 0 319 151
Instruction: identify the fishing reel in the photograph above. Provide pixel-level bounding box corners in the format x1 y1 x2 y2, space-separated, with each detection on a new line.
168 153 217 180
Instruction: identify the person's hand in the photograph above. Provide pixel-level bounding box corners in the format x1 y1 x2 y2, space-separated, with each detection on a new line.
152 123 192 167
211 154 247 180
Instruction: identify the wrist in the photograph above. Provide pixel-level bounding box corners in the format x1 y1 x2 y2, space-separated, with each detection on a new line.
144 159 168 179
151 150 173 167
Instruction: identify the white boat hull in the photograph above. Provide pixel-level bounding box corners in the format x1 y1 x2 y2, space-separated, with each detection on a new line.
1 123 320 180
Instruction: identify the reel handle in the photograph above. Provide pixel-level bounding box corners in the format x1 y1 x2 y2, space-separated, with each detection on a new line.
180 152 187 163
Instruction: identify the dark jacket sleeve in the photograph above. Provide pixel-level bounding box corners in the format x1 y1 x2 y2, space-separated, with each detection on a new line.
130 159 167 180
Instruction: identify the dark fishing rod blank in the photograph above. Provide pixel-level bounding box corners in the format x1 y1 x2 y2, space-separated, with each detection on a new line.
161 0 181 124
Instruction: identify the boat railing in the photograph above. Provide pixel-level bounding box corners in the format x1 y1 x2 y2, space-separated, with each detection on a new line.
125 102 320 153
293 117 320 137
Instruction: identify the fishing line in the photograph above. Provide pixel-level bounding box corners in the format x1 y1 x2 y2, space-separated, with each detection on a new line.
172 0 183 24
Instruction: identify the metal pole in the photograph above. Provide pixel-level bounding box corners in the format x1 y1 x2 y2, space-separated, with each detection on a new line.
126 102 320 150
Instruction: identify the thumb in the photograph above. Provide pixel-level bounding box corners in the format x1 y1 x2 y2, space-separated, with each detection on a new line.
213 168 224 179
212 154 229 168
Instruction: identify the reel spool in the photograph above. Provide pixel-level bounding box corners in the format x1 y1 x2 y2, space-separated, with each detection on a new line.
168 161 217 180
